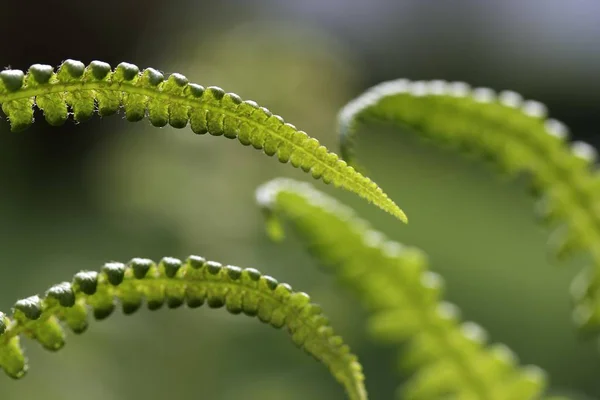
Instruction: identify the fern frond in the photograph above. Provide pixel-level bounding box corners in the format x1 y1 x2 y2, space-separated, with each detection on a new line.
0 255 367 400
257 178 547 400
337 79 600 335
0 60 405 223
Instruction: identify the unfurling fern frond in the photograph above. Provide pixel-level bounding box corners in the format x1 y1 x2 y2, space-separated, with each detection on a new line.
337 79 600 335
257 178 547 400
0 60 405 223
0 255 367 400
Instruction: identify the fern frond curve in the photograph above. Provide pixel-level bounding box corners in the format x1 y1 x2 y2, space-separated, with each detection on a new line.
257 178 547 400
337 79 600 335
0 60 406 223
0 255 367 400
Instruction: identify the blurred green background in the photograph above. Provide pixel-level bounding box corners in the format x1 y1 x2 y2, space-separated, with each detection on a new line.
1 1 600 399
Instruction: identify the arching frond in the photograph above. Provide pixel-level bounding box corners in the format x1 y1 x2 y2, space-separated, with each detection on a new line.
257 178 546 400
0 255 366 400
337 79 600 335
0 59 406 223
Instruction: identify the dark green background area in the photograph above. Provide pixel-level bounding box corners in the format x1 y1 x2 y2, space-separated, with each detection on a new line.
0 1 599 399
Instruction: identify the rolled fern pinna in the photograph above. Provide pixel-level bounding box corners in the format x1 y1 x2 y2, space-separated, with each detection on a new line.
0 59 406 223
337 79 600 337
0 255 367 400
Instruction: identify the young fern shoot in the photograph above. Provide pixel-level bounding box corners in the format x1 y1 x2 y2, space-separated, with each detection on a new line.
257 178 547 400
0 255 367 400
338 79 600 337
0 59 406 223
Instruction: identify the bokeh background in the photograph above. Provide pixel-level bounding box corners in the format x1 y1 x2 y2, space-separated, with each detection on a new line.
1 1 600 399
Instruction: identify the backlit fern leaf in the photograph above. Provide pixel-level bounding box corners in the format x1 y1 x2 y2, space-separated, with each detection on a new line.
257 178 547 400
337 79 600 335
0 255 367 400
0 59 406 223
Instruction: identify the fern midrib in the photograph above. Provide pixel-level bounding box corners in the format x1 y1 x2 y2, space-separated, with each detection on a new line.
0 81 382 214
285 212 494 400
3 276 309 342
356 266 494 399
415 311 493 399
0 274 363 400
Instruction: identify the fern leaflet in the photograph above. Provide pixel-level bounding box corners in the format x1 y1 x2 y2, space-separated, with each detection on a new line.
257 178 547 400
0 59 406 223
0 255 367 400
338 79 600 336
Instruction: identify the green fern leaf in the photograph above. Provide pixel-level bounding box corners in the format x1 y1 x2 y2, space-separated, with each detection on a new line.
257 178 547 400
0 59 405 223
337 79 600 335
0 255 367 400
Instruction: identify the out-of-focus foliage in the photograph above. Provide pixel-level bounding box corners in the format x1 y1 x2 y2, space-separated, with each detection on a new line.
338 79 600 336
257 178 546 400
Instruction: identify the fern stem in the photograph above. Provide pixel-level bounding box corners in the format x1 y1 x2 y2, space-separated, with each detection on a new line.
257 178 546 400
0 60 407 223
0 255 367 400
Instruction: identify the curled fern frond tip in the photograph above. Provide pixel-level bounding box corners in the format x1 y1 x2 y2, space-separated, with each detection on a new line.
0 59 406 224
0 255 367 400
